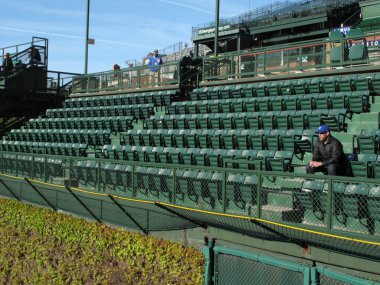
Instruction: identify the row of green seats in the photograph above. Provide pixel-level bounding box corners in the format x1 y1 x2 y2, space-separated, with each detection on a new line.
145 108 349 131
190 73 377 101
171 91 369 114
24 116 134 132
0 141 87 157
46 104 154 119
64 90 177 108
6 129 110 146
98 144 293 171
121 128 315 152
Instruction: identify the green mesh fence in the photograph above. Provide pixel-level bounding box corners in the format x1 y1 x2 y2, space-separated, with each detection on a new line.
0 152 379 259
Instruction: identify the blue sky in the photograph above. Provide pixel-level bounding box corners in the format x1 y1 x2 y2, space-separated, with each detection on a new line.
0 0 273 74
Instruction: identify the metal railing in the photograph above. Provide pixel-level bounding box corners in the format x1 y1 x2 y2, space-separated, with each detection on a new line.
200 30 380 82
72 61 180 93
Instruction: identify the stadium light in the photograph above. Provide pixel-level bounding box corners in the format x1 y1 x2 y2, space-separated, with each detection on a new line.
84 0 90 74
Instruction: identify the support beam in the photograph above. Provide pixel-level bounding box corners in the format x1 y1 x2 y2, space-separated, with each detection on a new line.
65 186 101 223
0 178 20 201
24 178 56 211
108 195 148 235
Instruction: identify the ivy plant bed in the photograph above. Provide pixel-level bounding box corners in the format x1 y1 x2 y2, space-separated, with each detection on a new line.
0 199 204 284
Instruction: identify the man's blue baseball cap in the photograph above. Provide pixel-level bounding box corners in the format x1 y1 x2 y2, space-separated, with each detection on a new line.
315 125 330 133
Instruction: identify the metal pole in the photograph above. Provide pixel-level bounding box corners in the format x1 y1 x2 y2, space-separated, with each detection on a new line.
214 0 220 57
84 0 90 74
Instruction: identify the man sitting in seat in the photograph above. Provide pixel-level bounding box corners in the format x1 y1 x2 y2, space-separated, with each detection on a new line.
306 125 348 176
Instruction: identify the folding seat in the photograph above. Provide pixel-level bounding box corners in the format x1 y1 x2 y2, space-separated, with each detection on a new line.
189 91 200 101
245 99 257 112
166 105 178 115
187 130 200 148
124 145 138 161
197 114 210 129
330 92 347 109
261 111 280 129
140 130 152 147
267 82 280 96
350 153 377 178
289 111 307 130
222 130 240 150
175 130 188 148
294 130 317 153
297 94 314 111
209 130 225 149
231 87 243 99
251 150 275 170
322 76 339 93
198 130 211 148
275 111 292 130
307 77 322 94
224 149 243 168
117 116 133 132
179 148 198 166
221 113 236 129
283 96 298 111
266 150 294 172
187 101 199 114
98 130 111 145
256 97 270 112
266 129 286 151
198 102 210 114
353 74 372 92
176 102 190 114
226 173 258 211
243 84 256 98
341 184 371 232
231 100 245 113
151 129 163 147
347 91 370 113
198 91 210 101
219 101 231 113
213 149 230 168
235 112 248 129
220 86 232 99
314 93 330 110
176 114 189 129
270 97 284 112
209 114 222 129
161 130 175 147
321 109 349 132
293 79 309 95
208 89 220 100
101 144 113 159
165 147 182 164
357 129 380 154
338 75 354 92
307 110 329 130
279 80 294 96
246 112 263 130
255 83 268 97
281 130 303 151
187 114 201 129
251 130 269 150
235 130 251 150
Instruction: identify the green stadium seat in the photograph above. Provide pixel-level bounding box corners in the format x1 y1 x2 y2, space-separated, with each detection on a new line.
368 186 380 234
350 153 377 178
267 150 294 172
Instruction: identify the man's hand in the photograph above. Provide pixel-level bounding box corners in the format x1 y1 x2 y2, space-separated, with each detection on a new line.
309 161 323 168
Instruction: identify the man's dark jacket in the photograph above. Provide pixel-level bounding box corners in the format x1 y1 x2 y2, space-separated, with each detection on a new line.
312 136 347 166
